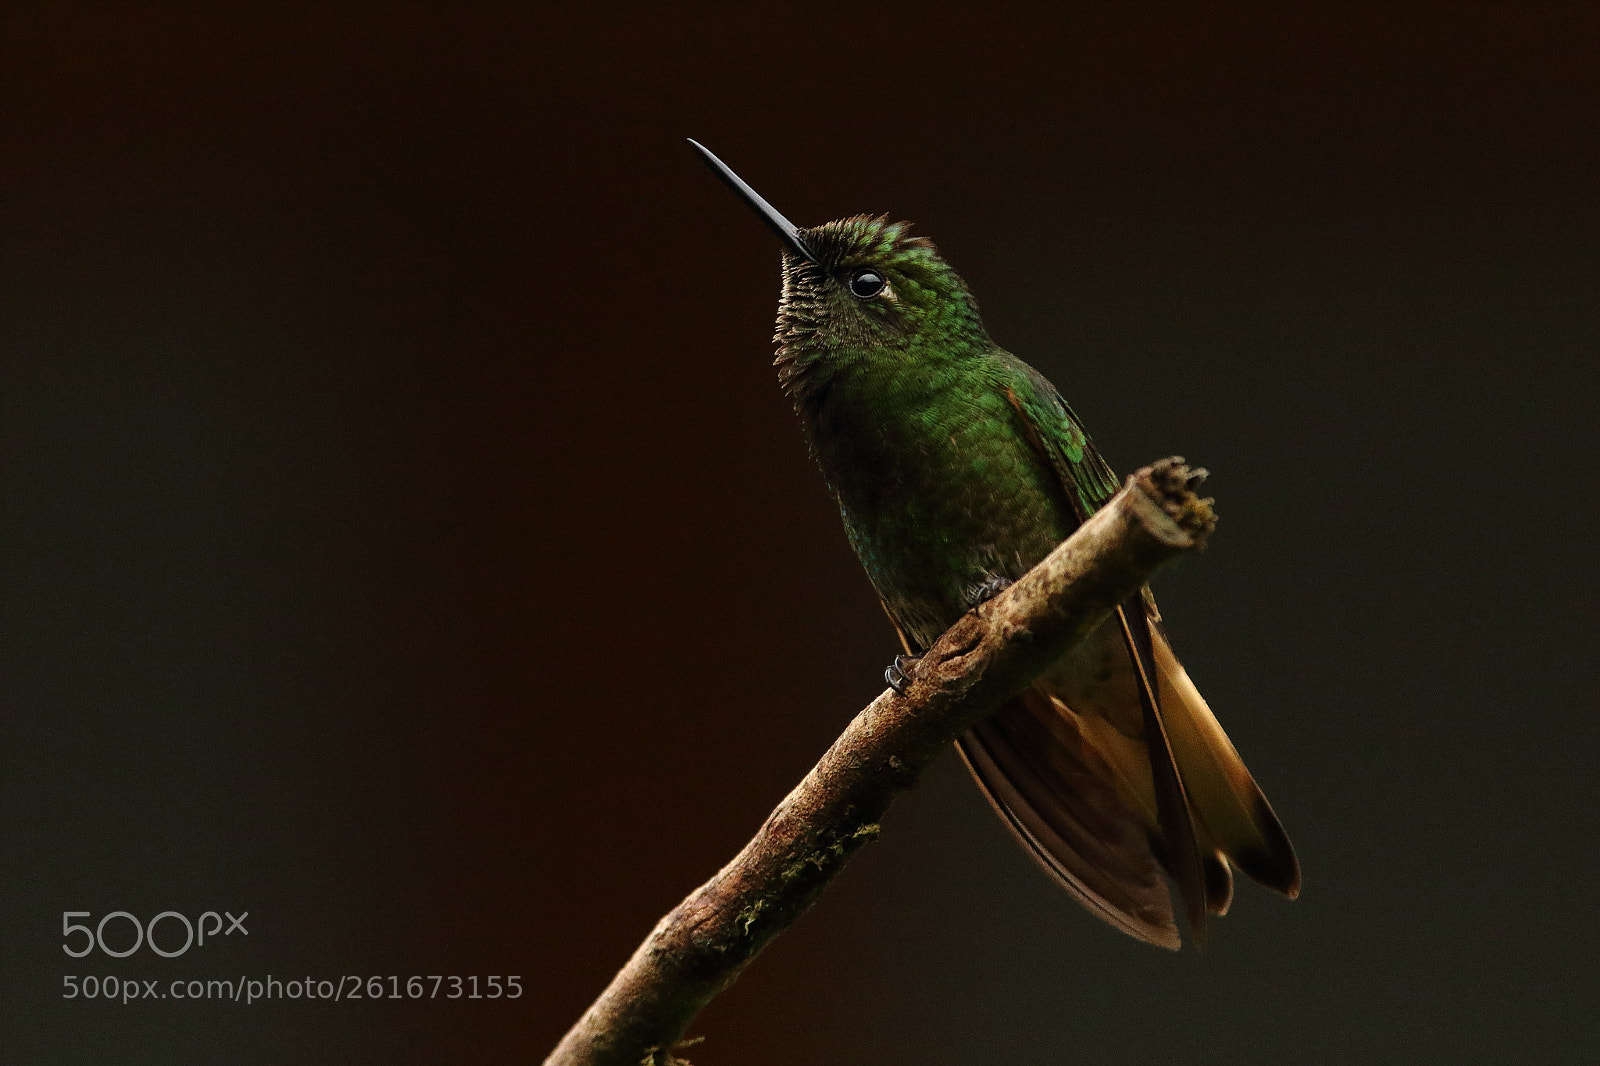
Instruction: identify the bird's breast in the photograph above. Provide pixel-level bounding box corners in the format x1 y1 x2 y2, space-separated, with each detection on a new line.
808 382 1074 649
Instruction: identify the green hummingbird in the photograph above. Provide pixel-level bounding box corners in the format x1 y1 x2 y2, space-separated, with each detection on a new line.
691 140 1299 948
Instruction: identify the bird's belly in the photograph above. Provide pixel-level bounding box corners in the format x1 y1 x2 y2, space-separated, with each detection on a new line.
831 438 1073 650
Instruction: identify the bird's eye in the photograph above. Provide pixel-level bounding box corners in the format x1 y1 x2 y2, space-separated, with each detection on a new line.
848 268 886 299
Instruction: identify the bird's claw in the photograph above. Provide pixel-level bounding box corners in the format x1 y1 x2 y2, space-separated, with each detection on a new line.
964 574 1014 609
885 653 922 696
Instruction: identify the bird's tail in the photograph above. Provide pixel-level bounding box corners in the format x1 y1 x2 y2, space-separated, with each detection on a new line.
956 608 1298 948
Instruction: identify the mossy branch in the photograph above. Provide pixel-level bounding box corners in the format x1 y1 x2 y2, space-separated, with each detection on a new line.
544 457 1217 1066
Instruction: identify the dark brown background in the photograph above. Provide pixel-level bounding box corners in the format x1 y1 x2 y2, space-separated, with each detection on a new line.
3 5 1597 1063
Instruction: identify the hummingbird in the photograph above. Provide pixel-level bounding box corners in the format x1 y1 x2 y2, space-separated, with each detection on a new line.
690 140 1299 948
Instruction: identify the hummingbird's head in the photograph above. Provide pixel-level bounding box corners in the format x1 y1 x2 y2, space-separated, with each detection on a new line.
689 140 991 406
773 215 988 393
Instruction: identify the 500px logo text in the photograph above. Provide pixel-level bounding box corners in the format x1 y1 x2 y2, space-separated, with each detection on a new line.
62 910 248 958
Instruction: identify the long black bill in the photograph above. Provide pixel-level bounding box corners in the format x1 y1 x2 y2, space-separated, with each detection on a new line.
688 139 815 263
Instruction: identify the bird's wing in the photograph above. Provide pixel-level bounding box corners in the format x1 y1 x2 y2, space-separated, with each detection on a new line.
964 352 1297 943
990 353 1122 516
1000 353 1298 897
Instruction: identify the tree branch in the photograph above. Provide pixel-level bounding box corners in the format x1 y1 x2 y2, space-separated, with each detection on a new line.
544 457 1217 1066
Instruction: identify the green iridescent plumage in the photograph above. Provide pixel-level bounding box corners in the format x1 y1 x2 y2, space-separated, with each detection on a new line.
696 142 1299 948
775 217 1116 648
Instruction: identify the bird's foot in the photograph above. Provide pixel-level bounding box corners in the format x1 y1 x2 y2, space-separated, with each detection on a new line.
964 574 1014 609
885 654 922 696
